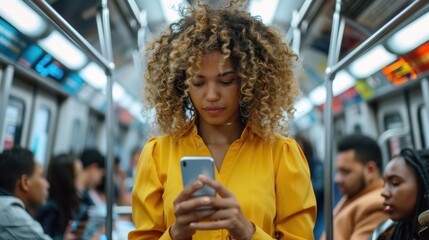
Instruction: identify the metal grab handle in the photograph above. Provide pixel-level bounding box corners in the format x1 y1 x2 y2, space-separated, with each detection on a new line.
377 127 410 167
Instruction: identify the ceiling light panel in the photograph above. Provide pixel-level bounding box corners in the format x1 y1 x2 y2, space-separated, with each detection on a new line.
38 31 88 70
0 0 47 38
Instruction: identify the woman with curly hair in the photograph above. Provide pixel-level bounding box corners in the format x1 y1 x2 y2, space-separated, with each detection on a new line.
129 1 316 239
370 148 429 240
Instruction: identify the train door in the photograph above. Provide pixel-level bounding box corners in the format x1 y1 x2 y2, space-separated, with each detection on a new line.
344 102 378 138
2 78 32 150
86 110 105 151
28 87 58 166
333 113 346 141
53 98 89 155
3 76 59 166
409 88 429 149
376 94 413 166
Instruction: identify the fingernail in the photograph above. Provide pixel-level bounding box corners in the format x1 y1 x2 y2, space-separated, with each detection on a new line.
201 197 210 204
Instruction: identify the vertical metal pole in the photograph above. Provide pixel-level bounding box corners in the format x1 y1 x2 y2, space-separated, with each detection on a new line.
0 65 15 152
422 78 429 148
96 0 115 239
324 0 344 239
291 10 301 54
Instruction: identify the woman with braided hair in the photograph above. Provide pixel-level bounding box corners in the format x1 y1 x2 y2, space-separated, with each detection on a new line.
129 1 316 239
373 148 429 240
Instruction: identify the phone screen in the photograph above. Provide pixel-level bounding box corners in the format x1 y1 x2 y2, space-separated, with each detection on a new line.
180 156 216 198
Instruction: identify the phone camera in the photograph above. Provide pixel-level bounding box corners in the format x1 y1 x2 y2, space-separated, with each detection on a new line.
182 161 187 167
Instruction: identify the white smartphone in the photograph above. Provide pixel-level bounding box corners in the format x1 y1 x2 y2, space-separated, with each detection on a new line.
180 156 216 198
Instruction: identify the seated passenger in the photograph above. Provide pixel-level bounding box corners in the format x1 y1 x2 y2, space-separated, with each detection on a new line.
95 156 130 206
0 147 51 239
126 146 141 192
36 153 86 239
320 134 389 240
80 148 105 207
370 148 429 240
79 148 106 239
115 156 131 206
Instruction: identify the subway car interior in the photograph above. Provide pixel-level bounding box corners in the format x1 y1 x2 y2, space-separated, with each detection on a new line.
0 0 428 239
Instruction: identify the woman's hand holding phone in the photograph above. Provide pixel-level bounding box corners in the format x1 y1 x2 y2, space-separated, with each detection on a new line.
170 177 217 240
170 175 254 240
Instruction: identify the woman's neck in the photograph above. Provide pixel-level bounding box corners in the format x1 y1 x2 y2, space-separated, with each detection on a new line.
197 118 245 146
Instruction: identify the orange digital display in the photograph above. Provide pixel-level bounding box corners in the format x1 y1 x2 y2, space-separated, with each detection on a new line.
381 58 417 86
403 41 429 74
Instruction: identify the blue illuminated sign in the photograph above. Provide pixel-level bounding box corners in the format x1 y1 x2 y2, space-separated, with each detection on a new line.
18 44 67 81
0 18 30 61
62 73 86 95
18 44 44 67
0 18 87 94
34 54 65 80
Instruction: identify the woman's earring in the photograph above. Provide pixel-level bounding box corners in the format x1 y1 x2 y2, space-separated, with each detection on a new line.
239 96 250 118
184 97 195 118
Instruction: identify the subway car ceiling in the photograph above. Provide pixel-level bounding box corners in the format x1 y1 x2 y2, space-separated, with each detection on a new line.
1 0 429 134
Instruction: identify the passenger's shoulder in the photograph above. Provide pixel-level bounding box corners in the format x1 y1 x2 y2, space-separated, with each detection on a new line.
142 135 171 150
352 188 385 211
0 199 35 226
0 196 25 210
361 187 385 202
145 134 174 145
273 133 298 142
141 134 179 161
273 134 301 149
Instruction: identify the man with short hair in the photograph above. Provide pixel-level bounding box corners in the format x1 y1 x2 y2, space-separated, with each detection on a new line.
78 148 106 239
79 148 106 207
0 147 51 239
320 134 389 240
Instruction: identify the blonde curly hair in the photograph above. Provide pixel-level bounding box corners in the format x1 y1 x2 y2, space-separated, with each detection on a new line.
143 3 300 140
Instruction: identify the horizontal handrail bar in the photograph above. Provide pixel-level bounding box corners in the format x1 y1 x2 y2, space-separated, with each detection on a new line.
23 0 115 75
326 0 428 79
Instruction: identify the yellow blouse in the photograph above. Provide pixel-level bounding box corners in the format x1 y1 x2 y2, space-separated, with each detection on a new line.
129 125 316 239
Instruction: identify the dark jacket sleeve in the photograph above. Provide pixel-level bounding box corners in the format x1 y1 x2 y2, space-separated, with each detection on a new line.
36 200 63 239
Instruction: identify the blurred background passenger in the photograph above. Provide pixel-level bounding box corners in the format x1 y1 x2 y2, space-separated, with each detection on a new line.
126 146 141 192
36 153 85 239
320 134 388 240
295 132 325 239
79 148 109 240
0 147 51 239
95 156 129 206
371 148 429 240
80 148 106 207
86 156 133 239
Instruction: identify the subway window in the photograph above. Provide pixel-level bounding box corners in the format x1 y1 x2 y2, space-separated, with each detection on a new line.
383 112 412 158
29 107 51 165
2 98 25 149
